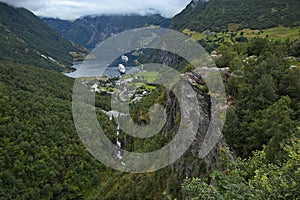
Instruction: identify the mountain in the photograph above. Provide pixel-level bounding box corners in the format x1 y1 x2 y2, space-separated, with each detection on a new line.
171 0 300 32
0 52 225 199
0 61 107 199
0 2 87 71
0 3 222 198
1 1 299 199
43 14 171 49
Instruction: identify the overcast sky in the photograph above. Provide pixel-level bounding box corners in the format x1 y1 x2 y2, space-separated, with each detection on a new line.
1 0 191 20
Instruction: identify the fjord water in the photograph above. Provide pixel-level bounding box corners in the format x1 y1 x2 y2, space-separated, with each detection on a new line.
65 60 139 78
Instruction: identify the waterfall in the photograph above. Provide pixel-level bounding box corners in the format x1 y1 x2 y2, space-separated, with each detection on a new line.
116 123 125 166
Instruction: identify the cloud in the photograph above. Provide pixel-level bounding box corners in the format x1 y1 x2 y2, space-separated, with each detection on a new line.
2 0 46 11
0 0 191 19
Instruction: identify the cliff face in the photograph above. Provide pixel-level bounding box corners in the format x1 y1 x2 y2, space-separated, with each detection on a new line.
129 45 230 178
164 70 230 178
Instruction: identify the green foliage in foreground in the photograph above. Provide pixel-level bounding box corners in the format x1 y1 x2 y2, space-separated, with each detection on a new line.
183 31 300 200
0 62 104 199
217 38 300 157
182 135 300 199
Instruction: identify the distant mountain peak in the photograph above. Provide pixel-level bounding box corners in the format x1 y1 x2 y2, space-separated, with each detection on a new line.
79 11 164 20
44 14 170 49
141 8 160 16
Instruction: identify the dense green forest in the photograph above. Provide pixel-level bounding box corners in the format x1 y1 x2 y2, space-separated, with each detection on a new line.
1 0 300 199
0 3 178 199
0 61 182 199
0 61 97 198
1 38 299 200
182 36 300 199
172 0 300 32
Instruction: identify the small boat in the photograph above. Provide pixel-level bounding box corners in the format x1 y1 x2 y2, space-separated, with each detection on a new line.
118 64 126 74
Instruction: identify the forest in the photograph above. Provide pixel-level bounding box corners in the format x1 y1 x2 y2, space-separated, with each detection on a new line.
1 35 300 199
172 0 300 32
0 0 300 199
183 34 300 199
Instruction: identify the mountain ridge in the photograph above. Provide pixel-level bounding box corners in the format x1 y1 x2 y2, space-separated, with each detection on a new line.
171 0 300 32
43 14 171 49
0 2 87 71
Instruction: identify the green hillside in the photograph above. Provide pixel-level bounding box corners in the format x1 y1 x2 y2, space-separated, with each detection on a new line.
1 0 300 199
171 0 300 32
0 61 99 198
183 36 300 200
1 39 299 200
0 61 182 199
183 25 300 53
0 4 180 199
0 2 87 71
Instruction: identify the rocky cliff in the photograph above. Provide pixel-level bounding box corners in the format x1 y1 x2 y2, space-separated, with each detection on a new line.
163 69 230 178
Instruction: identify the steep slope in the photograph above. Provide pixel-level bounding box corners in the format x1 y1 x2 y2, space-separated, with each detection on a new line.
0 61 228 199
0 2 87 70
171 0 300 32
0 61 111 199
43 14 171 49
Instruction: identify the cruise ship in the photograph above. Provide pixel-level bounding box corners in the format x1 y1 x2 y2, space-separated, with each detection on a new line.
118 64 126 74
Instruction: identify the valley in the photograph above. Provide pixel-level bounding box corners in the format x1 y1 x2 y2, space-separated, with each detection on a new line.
43 14 170 49
0 0 299 199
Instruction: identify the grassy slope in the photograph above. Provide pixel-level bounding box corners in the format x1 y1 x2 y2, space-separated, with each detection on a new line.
184 26 300 43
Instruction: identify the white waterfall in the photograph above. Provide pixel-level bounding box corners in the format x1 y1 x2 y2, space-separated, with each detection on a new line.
116 124 125 166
